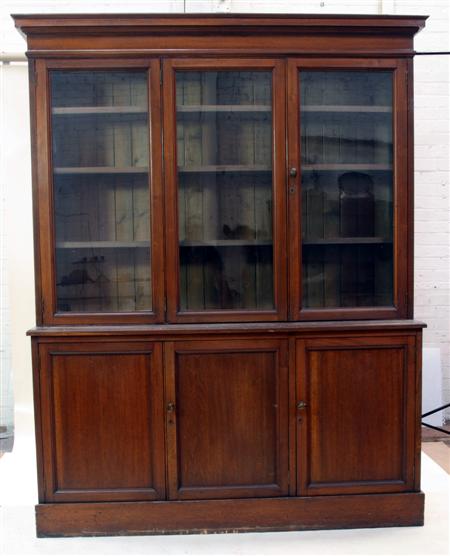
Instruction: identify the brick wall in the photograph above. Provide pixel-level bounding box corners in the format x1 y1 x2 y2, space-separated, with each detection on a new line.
403 0 450 419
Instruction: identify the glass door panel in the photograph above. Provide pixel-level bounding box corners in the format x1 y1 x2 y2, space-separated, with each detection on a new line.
300 70 394 309
50 70 152 313
175 71 274 311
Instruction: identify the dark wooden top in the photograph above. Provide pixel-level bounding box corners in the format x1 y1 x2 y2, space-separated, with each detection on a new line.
28 320 426 338
12 13 427 57
12 13 428 34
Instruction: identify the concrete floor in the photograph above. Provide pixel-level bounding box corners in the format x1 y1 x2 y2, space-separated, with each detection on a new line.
1 411 449 555
422 442 450 474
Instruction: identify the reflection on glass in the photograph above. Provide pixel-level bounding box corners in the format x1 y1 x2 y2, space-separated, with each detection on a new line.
51 71 151 312
301 70 393 308
176 71 274 311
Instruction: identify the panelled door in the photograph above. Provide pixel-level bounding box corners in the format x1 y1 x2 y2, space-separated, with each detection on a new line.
38 341 166 502
296 335 418 495
164 339 290 499
163 59 287 323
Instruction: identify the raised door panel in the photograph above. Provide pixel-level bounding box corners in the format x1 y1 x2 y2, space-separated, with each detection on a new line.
296 335 417 495
38 341 165 502
165 339 289 499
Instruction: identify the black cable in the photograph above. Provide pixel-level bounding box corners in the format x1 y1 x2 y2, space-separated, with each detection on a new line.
415 51 450 55
422 403 450 419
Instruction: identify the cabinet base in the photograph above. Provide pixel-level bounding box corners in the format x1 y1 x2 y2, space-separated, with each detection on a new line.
36 492 424 537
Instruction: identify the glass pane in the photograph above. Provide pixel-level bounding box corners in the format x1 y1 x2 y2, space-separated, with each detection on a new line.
300 70 393 309
176 71 274 311
50 71 151 313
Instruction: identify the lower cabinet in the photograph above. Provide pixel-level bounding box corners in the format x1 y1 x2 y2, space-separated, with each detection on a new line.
34 329 422 533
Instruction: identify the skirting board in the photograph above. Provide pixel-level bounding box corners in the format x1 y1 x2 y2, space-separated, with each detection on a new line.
36 492 425 537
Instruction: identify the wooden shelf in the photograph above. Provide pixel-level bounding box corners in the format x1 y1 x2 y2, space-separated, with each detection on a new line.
178 165 271 173
56 241 150 249
177 104 271 113
180 240 272 247
52 106 147 115
303 237 392 245
56 296 121 303
302 105 392 113
302 164 392 171
54 167 148 175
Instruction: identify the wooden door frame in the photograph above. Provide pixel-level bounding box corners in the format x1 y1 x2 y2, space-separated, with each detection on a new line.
287 58 410 321
32 58 165 325
163 58 287 323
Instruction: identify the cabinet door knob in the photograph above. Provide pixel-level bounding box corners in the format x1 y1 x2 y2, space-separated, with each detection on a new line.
297 401 307 410
289 167 298 177
167 402 176 413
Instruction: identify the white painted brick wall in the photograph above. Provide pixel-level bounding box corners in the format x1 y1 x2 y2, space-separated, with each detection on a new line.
406 0 450 420
0 0 449 428
0 58 13 431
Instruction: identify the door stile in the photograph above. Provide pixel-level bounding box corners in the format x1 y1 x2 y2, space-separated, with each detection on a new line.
148 59 166 322
163 341 179 500
295 339 309 494
287 60 302 320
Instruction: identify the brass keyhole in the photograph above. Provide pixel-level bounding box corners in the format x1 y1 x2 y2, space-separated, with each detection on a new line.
167 401 176 425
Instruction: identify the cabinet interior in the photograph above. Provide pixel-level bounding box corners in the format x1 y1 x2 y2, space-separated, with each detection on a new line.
298 70 394 309
176 71 274 311
51 70 152 312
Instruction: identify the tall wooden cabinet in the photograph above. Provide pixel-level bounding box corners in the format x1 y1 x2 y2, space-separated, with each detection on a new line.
14 13 427 536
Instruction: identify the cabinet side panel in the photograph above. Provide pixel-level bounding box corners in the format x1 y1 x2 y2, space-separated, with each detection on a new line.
32 339 46 502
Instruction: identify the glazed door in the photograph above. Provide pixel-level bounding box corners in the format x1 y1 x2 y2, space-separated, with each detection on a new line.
296 335 418 495
38 341 166 502
164 339 289 499
288 59 410 320
164 59 287 323
35 59 164 324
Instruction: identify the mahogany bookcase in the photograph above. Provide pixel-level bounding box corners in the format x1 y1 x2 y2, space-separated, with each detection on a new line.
13 13 427 536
